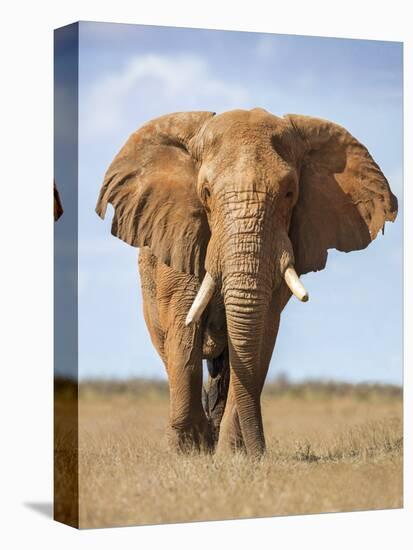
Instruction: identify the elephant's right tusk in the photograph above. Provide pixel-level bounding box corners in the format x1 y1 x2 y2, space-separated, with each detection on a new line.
185 273 216 326
284 265 309 302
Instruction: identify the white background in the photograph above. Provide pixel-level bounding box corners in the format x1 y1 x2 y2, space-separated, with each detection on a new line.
0 0 411 548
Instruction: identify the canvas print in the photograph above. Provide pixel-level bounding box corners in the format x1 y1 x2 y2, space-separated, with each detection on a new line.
54 21 403 529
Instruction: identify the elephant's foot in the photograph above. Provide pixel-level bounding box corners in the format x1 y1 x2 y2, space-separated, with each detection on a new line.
168 418 214 454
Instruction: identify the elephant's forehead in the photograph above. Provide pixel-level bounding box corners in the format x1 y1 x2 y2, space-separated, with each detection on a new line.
202 110 297 169
205 109 290 143
217 108 283 126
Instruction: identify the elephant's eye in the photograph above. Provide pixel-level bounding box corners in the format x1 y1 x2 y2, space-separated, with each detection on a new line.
285 191 294 200
202 186 211 203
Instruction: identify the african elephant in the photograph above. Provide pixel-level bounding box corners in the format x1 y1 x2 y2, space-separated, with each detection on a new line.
96 108 397 457
54 181 63 221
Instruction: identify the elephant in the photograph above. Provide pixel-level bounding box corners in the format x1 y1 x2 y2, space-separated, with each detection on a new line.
54 180 63 221
96 108 397 457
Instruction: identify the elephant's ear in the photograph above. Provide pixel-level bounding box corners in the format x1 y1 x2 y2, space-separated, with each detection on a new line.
54 180 63 221
285 114 398 275
96 111 215 277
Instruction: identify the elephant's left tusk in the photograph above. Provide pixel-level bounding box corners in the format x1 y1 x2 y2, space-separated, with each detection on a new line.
284 265 309 302
185 273 216 326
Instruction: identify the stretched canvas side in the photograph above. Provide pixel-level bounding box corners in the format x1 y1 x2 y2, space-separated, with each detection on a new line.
54 22 79 529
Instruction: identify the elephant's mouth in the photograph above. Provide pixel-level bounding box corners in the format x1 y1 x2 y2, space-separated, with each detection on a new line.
185 262 308 326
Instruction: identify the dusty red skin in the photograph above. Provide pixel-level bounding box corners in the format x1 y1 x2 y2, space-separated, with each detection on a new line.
96 108 397 457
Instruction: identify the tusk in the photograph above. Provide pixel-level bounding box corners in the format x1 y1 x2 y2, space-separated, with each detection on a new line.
185 273 216 326
284 265 309 302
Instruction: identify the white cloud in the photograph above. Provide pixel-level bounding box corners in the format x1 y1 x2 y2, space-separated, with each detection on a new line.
81 53 249 139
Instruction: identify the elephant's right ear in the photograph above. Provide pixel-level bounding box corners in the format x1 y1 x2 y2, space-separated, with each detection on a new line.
285 114 398 275
96 111 215 277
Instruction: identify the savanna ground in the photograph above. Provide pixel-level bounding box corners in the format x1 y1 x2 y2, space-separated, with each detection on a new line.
55 378 403 528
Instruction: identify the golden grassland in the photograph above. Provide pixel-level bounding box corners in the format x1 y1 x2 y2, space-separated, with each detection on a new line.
55 380 403 528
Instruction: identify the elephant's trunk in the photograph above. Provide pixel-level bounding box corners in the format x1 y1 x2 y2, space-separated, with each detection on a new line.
185 240 308 327
223 271 269 455
219 227 278 455
220 226 308 456
185 209 310 456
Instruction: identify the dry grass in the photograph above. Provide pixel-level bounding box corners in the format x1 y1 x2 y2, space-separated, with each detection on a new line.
58 380 403 528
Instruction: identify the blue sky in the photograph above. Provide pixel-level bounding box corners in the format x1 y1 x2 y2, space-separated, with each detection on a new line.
70 22 403 383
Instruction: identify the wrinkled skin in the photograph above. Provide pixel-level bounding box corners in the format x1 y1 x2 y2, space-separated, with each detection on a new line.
96 108 397 457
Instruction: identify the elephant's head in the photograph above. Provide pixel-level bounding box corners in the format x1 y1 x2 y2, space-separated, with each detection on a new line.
96 109 397 453
96 108 397 312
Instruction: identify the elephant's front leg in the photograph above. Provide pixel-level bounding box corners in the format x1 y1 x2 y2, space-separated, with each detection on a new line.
158 266 215 452
165 326 213 452
140 251 213 452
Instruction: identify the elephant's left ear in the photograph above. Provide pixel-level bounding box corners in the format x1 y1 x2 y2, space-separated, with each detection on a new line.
96 111 215 277
285 114 398 275
54 180 63 221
